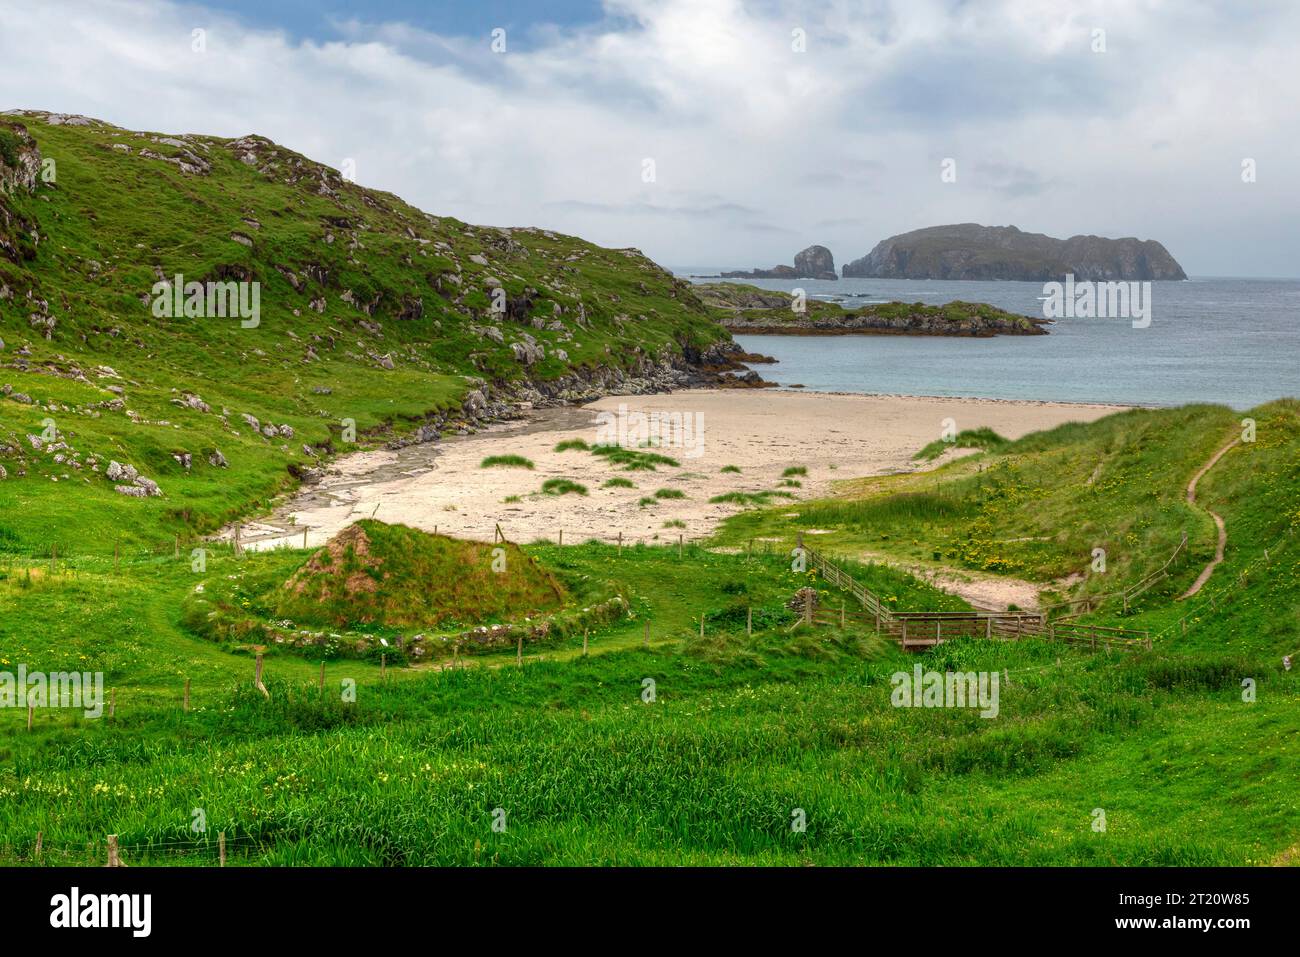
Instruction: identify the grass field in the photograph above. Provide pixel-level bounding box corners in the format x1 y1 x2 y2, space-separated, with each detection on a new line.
2 114 1297 869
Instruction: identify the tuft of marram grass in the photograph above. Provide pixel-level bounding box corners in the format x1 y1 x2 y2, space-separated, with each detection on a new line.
482 454 535 469
541 478 588 496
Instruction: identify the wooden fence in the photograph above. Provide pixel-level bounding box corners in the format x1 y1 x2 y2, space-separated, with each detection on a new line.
803 542 1156 653
1043 530 1188 620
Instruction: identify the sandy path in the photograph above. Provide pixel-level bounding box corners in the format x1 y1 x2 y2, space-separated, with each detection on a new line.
1178 437 1239 600
234 390 1126 551
842 548 1045 612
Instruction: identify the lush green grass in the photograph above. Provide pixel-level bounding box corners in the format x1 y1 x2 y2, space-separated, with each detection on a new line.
590 444 680 471
541 478 587 496
1 540 1294 865
915 427 1009 461
481 454 535 470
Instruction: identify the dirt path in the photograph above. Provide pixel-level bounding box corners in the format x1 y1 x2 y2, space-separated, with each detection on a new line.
851 548 1044 612
1178 437 1239 600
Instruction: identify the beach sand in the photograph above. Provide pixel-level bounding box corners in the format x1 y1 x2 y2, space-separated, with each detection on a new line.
241 389 1126 551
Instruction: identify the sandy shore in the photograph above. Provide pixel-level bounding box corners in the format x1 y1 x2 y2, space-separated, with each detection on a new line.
238 389 1127 551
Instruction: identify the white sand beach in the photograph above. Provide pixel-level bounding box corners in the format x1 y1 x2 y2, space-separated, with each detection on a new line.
240 389 1127 551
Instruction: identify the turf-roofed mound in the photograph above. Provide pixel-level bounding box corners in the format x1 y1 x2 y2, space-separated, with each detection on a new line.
276 520 565 629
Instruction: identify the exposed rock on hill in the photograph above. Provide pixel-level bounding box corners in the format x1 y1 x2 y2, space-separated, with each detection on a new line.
842 224 1187 281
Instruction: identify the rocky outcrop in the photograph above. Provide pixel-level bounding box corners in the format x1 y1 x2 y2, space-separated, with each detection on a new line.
0 119 44 265
842 224 1187 281
793 245 837 280
722 244 838 281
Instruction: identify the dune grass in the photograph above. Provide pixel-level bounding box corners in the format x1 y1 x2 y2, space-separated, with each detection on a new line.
541 478 588 496
481 455 535 469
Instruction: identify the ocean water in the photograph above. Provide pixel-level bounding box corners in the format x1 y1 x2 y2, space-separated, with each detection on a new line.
677 273 1300 409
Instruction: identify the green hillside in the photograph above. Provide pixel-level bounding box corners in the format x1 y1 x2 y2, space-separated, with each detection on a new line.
0 111 737 553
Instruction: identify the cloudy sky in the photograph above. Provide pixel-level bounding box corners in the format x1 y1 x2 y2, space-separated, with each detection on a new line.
2 0 1297 276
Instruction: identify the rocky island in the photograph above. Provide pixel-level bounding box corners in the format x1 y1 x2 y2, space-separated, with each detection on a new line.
721 244 838 280
696 282 1049 337
842 223 1187 281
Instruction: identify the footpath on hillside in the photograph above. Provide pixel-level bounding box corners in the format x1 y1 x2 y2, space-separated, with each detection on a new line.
1178 437 1240 600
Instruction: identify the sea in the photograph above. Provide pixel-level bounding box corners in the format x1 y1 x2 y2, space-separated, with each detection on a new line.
675 273 1300 409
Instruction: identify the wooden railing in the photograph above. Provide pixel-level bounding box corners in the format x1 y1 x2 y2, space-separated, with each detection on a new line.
1044 530 1188 620
804 543 1056 650
1048 621 1151 651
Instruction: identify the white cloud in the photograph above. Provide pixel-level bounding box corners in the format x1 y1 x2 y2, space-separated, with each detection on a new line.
1 0 1298 274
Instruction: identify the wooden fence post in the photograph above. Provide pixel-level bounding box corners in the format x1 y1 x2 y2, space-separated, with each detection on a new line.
183 678 190 713
617 531 623 553
517 634 523 667
678 534 683 559
27 701 33 731
254 654 268 699
105 835 123 868
218 831 226 868
747 607 753 637
303 528 308 549
841 601 846 628
234 524 242 557
901 619 908 649
380 653 386 679
986 616 993 639
34 832 42 862
558 529 563 547
582 630 589 656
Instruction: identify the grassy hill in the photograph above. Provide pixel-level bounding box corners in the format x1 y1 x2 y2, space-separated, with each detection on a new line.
0 111 738 554
713 400 1300 649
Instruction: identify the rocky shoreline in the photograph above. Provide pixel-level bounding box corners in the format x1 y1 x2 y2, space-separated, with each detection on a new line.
722 308 1049 337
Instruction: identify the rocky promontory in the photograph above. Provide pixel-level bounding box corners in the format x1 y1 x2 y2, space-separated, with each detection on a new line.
842 224 1187 281
696 283 1049 337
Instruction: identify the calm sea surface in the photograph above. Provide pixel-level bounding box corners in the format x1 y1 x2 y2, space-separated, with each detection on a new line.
677 273 1300 409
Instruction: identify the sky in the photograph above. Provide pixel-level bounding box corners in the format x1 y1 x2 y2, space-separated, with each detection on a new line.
1 0 1297 276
